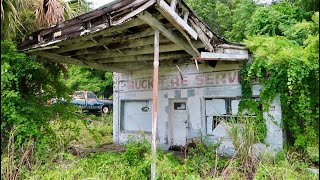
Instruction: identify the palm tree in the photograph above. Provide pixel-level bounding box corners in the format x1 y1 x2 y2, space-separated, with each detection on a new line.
0 0 29 39
35 0 92 29
1 0 92 38
34 0 92 103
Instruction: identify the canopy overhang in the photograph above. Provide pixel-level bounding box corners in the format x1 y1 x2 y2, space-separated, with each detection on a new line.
18 0 247 73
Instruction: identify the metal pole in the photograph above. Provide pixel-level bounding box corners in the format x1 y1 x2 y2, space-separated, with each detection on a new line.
151 29 159 180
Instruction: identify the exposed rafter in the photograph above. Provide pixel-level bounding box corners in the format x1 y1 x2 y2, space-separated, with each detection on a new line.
78 41 202 60
95 52 191 63
31 51 128 73
138 11 199 57
157 0 197 40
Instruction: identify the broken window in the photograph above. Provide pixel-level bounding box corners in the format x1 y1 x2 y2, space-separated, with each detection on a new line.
205 98 260 135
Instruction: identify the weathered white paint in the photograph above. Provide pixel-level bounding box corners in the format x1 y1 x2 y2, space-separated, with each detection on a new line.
205 99 226 115
113 61 284 153
169 99 188 146
122 100 152 132
201 52 249 60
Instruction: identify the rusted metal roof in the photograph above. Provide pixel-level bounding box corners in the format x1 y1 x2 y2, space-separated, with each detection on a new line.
18 0 245 73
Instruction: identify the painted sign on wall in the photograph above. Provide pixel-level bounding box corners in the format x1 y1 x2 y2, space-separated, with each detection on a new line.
119 70 240 91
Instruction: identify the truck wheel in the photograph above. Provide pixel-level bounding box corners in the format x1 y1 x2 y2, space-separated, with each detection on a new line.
102 106 109 114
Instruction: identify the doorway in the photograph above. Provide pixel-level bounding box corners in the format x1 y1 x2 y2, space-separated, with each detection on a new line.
169 99 188 146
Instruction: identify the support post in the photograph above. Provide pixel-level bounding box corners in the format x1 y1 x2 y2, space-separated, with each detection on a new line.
151 29 159 180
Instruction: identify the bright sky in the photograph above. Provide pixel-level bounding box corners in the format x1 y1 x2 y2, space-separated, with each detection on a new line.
87 0 116 9
87 0 274 9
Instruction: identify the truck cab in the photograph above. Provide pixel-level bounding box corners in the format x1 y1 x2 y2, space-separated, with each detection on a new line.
71 91 112 114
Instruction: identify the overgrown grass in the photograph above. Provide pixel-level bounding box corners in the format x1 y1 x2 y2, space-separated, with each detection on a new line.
1 114 318 179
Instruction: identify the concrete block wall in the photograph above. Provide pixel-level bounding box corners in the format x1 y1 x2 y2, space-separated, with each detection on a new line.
112 61 284 152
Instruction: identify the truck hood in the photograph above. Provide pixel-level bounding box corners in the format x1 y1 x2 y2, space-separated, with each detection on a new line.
98 99 113 105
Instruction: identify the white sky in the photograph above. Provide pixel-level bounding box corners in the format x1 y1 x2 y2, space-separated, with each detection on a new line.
87 0 274 9
87 0 116 9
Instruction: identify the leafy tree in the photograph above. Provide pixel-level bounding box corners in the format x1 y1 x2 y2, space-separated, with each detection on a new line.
290 0 319 12
216 0 257 42
1 40 77 153
185 0 222 35
185 0 257 42
1 0 95 156
246 1 310 37
243 12 319 160
65 66 113 98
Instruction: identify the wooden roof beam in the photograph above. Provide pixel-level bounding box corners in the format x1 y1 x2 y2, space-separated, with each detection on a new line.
157 0 197 40
138 11 199 57
56 18 146 46
155 2 200 58
80 41 203 60
52 27 157 53
103 59 190 70
112 0 156 25
93 52 190 63
31 51 128 73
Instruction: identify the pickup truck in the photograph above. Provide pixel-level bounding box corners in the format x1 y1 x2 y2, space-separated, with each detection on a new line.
70 91 113 114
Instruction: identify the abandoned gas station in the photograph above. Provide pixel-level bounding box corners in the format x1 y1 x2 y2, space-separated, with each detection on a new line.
18 0 284 175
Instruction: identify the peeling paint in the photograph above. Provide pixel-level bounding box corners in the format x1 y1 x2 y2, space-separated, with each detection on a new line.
113 63 283 152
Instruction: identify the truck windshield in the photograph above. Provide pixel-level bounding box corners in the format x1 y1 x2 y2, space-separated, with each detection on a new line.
87 92 97 99
74 91 85 99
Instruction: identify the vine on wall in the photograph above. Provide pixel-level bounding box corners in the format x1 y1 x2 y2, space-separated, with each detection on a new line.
238 64 266 143
242 17 319 162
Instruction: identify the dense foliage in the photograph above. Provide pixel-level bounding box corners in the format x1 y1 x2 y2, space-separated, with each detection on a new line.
1 40 80 157
185 0 319 162
1 0 319 179
65 66 113 98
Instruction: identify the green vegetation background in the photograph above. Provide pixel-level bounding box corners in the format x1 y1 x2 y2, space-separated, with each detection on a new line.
1 0 319 179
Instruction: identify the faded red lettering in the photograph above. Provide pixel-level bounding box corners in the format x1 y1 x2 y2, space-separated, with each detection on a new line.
215 73 220 84
181 75 188 86
141 80 147 89
222 73 227 84
171 76 179 87
205 74 215 85
148 79 153 89
135 81 141 89
228 71 238 84
128 81 134 89
196 74 205 86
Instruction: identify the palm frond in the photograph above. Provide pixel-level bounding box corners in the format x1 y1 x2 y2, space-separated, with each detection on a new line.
1 0 36 39
35 0 64 30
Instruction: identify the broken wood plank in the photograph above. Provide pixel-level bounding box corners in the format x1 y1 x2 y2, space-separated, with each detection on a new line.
183 10 189 22
138 11 198 57
112 0 156 25
55 18 145 46
51 27 157 53
155 5 200 57
170 0 178 11
189 19 213 52
158 0 197 40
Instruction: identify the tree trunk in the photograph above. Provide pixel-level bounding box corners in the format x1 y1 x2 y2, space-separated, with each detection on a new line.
38 80 42 104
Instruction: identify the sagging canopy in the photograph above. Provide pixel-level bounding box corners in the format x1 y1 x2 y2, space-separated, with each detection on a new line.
18 0 247 73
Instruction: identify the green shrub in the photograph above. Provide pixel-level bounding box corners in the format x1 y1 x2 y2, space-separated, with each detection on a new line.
255 151 319 180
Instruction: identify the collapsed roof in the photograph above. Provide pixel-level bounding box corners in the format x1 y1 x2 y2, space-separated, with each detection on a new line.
18 0 247 73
